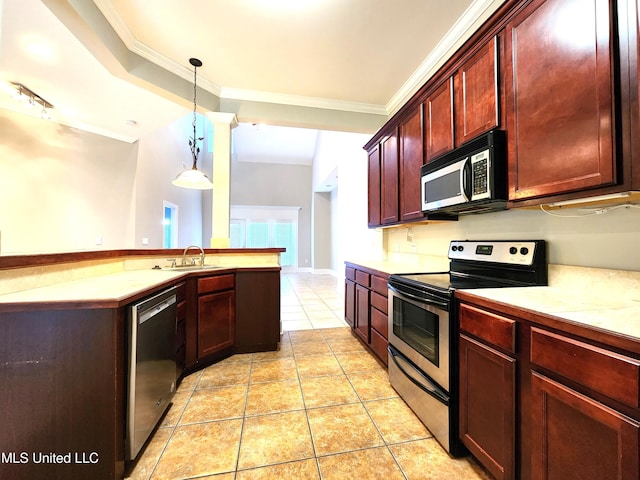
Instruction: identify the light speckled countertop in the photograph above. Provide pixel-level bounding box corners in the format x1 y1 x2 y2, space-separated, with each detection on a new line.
347 260 640 344
462 285 640 342
345 256 449 275
0 269 189 305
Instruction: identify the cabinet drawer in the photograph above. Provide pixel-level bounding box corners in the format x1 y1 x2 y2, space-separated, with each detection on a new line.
371 291 388 315
371 306 388 339
346 267 356 281
355 270 370 287
371 275 388 296
370 327 388 366
531 327 640 409
198 274 235 295
459 303 516 354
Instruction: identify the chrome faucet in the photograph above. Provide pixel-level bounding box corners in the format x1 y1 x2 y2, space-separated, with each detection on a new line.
181 245 205 266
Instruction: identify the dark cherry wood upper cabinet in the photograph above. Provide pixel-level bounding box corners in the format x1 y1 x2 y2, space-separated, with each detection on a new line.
367 144 381 227
380 132 399 224
424 77 455 162
625 0 640 189
531 372 640 480
455 36 500 146
399 105 425 221
505 0 616 202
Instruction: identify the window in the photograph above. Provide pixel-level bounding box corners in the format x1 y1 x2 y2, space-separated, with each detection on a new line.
163 201 178 248
230 206 299 267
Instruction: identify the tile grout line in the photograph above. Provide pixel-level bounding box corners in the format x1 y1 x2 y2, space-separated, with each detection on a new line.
292 335 324 479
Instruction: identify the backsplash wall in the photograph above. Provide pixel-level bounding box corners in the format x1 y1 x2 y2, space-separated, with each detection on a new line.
385 204 640 271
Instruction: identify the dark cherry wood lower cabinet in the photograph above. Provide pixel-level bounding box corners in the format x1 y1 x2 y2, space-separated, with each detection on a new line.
344 264 389 366
344 278 355 327
198 289 235 358
457 295 640 480
530 372 640 480
459 334 516 480
196 274 235 360
0 308 125 480
354 283 370 343
234 269 281 353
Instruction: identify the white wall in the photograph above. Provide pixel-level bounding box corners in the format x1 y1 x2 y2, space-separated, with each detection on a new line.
0 109 137 254
229 160 312 268
134 114 204 248
312 191 332 270
0 108 206 254
315 125 640 273
385 203 640 271
313 131 384 273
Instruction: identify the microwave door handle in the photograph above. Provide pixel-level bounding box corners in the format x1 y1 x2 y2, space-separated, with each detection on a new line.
460 157 472 201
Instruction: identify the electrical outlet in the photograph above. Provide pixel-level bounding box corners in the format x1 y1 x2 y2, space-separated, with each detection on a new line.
142 237 149 245
95 236 102 245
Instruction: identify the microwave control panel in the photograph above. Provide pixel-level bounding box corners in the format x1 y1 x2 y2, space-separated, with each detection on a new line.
471 150 490 198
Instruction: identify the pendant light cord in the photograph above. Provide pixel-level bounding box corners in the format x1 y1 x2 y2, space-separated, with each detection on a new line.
192 63 197 167
189 58 203 170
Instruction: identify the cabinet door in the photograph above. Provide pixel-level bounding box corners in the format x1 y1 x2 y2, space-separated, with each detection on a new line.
354 284 370 343
198 290 235 358
459 334 516 480
381 132 399 224
235 270 280 352
455 36 499 145
424 77 454 162
505 0 616 201
399 105 425 221
344 279 355 328
367 145 381 227
531 372 640 480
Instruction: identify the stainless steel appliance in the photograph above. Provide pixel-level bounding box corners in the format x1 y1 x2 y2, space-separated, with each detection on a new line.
388 240 547 456
126 287 178 460
420 130 506 215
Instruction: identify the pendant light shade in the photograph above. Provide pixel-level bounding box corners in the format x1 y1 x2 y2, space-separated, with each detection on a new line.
171 167 213 189
172 58 213 190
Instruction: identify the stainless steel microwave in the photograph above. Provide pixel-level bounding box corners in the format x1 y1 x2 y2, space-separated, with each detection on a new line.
420 130 506 215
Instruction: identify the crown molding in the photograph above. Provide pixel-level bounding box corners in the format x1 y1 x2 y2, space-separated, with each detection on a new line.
219 87 387 116
93 0 502 119
386 0 505 115
92 0 136 47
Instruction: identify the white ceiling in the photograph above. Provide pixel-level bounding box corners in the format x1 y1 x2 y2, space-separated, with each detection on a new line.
0 0 505 153
0 0 191 142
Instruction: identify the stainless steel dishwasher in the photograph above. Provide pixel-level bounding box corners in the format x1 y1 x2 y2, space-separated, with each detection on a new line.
126 286 177 460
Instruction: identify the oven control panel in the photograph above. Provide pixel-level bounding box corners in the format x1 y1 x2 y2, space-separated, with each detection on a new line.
449 240 540 265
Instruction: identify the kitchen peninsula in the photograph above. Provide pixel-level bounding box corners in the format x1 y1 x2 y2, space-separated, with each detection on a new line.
0 248 283 480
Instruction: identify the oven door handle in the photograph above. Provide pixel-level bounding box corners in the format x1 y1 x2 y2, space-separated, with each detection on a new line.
388 345 449 404
388 284 449 310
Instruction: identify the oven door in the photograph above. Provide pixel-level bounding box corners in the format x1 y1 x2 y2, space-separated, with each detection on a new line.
421 157 470 212
388 284 450 392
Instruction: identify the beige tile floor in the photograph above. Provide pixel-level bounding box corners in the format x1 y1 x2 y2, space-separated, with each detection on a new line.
280 272 348 331
125 273 492 480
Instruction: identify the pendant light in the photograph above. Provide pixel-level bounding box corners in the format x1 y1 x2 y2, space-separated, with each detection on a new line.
172 58 214 189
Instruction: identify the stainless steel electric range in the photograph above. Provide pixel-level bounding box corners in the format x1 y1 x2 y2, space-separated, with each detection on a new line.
387 240 547 456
